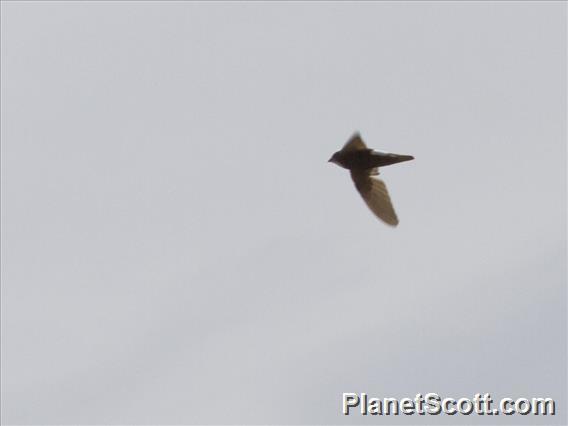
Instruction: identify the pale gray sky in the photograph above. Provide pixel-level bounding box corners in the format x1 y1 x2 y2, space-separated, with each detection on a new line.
1 1 566 424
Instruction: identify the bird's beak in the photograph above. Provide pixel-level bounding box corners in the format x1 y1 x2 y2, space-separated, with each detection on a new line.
327 157 333 163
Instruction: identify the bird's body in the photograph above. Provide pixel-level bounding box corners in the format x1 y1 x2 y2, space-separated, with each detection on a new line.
328 133 414 226
330 148 414 170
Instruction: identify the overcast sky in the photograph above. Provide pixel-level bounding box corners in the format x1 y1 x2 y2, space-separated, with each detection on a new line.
1 1 566 424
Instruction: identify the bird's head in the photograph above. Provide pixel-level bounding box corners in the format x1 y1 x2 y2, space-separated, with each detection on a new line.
328 151 342 166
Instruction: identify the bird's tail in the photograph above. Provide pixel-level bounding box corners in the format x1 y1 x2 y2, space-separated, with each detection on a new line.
391 154 414 164
373 153 414 168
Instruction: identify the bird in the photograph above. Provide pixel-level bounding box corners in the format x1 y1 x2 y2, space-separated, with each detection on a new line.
328 132 414 226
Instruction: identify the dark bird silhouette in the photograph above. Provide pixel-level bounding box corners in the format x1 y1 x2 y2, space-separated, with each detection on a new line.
328 132 414 226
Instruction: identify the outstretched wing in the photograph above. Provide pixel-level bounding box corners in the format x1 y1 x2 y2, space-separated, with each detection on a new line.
350 170 399 226
342 132 367 152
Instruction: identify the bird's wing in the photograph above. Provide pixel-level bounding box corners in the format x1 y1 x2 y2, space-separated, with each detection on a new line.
342 132 367 152
350 170 399 226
